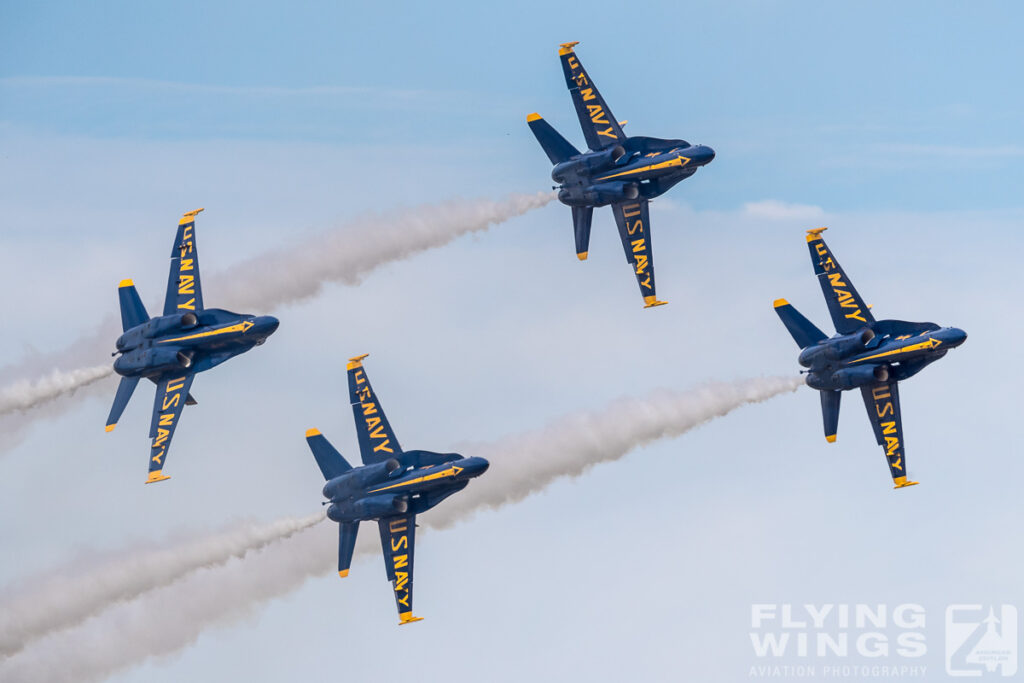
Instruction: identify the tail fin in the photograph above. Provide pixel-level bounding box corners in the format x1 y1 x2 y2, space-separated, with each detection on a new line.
558 42 625 150
105 376 140 432
820 390 841 443
305 428 353 480
773 299 827 348
572 206 593 260
337 522 359 578
527 113 580 164
118 280 150 332
806 228 875 334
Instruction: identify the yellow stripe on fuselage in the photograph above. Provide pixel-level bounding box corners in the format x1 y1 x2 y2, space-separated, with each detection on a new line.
158 320 253 344
367 465 463 493
595 156 689 181
850 338 941 364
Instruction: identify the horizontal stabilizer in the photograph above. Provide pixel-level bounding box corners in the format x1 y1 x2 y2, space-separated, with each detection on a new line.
338 522 359 577
118 280 150 332
527 113 580 164
306 428 352 480
820 390 841 443
571 206 593 259
105 376 140 431
774 299 827 348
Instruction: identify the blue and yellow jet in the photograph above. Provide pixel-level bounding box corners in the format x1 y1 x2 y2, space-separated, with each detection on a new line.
527 41 715 308
305 354 489 625
774 228 967 489
106 209 279 483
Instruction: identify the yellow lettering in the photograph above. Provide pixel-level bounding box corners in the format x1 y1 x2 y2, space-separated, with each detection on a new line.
876 401 894 418
580 87 595 101
567 56 579 69
389 520 407 533
178 274 194 295
166 378 186 392
394 572 408 591
180 258 193 272
362 402 378 417
872 387 891 400
153 427 170 447
368 423 386 439
890 457 903 471
621 204 642 218
398 593 410 607
162 393 180 411
596 126 617 139
358 386 371 401
627 219 643 236
373 439 394 453
881 421 897 435
159 412 174 427
354 369 365 385
844 310 867 322
391 535 408 552
631 238 646 254
178 298 195 311
634 254 649 276
151 449 164 464
827 272 846 288
885 436 901 456
587 105 609 124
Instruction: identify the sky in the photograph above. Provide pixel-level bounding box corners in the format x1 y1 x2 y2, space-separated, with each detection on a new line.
1 1 1023 681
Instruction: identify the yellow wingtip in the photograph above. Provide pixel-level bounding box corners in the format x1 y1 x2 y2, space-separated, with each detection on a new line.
145 470 171 484
118 279 134 288
805 227 828 242
893 477 920 489
399 612 424 625
558 41 579 55
643 296 668 308
526 112 542 122
773 298 789 308
105 424 116 433
346 353 370 371
825 434 837 443
179 207 205 224
305 428 321 438
338 569 349 578
576 251 588 261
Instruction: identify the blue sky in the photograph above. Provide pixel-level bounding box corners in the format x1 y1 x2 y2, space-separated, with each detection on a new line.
1 2 1023 682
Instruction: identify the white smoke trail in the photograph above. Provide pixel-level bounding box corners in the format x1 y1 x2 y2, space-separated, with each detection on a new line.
0 376 801 683
0 192 554 445
0 365 113 417
213 191 555 312
0 511 325 658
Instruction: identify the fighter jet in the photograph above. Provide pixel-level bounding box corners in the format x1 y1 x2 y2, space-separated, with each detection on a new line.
526 41 715 307
107 208 279 483
774 228 967 489
305 354 489 625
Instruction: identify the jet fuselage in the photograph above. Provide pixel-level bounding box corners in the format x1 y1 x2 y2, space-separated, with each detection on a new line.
325 455 490 523
800 322 967 391
113 309 279 379
554 139 715 208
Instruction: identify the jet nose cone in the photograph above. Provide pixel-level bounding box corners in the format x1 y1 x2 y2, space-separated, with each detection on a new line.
945 327 967 348
695 145 715 165
460 457 489 478
257 316 280 336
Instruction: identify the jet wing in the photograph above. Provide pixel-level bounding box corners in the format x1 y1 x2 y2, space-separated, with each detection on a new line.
378 514 422 624
806 228 875 334
146 373 196 483
347 355 403 465
859 380 918 488
163 208 205 316
559 43 625 151
611 200 665 308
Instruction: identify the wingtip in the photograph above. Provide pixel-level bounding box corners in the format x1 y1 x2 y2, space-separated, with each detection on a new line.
338 569 349 578
118 279 134 288
805 227 828 242
558 41 579 56
773 298 789 308
825 434 837 443
346 353 370 371
576 251 588 261
526 112 542 122
105 423 117 433
145 470 171 484
893 477 920 489
179 207 205 224
399 612 424 625
643 297 668 308
305 428 321 438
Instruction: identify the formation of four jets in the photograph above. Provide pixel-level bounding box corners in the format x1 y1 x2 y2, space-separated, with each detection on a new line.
101 43 965 624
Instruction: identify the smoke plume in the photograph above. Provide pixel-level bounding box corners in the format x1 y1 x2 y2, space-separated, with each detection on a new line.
0 376 801 683
0 192 554 446
0 511 325 658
